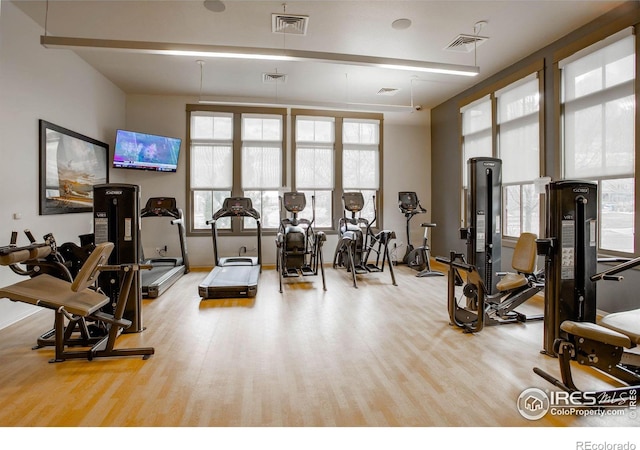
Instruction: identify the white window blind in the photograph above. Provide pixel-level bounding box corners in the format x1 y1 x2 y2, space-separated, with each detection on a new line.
561 30 635 253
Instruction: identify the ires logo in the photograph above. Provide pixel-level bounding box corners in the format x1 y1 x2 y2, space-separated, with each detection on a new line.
517 388 637 421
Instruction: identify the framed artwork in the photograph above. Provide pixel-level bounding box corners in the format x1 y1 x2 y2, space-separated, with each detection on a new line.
39 120 109 215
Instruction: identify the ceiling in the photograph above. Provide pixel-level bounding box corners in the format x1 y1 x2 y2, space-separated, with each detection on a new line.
11 0 629 124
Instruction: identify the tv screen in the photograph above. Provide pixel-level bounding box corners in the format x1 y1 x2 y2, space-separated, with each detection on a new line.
113 129 181 172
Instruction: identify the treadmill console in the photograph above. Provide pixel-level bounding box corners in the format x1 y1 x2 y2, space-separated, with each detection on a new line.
215 197 260 220
142 197 179 218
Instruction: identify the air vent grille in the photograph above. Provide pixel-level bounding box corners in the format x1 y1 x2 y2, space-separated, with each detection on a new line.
262 72 288 83
444 34 488 53
377 88 400 96
272 14 309 35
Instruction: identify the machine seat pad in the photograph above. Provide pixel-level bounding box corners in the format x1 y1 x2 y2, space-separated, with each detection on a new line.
561 320 632 349
0 273 109 317
496 273 528 291
599 309 640 345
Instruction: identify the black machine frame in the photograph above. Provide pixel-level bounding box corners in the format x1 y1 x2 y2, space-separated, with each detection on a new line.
276 192 326 293
140 197 190 298
533 180 640 405
398 191 443 277
461 157 502 295
437 242 544 333
198 197 262 299
332 192 397 288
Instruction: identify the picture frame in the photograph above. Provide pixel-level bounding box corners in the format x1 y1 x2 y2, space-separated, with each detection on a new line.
39 120 109 215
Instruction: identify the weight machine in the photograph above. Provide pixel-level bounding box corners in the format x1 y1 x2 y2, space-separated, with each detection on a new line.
534 181 640 405
460 157 502 295
437 231 544 333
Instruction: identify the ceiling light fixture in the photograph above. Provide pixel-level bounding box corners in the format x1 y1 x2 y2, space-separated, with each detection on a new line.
203 0 226 13
391 18 412 30
40 35 480 77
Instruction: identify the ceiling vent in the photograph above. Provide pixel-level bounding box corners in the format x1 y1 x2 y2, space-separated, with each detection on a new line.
444 34 489 53
262 72 288 83
377 88 400 96
272 14 309 35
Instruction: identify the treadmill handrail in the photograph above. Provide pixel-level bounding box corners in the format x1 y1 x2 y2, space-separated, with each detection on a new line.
208 197 262 268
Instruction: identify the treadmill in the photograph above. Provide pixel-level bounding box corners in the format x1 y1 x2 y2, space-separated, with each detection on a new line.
140 197 190 298
198 197 262 299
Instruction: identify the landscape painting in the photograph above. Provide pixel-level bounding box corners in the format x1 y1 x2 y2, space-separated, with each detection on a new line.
39 120 109 215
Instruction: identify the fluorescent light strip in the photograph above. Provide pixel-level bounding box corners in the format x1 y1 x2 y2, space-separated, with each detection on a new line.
197 96 420 113
41 35 479 77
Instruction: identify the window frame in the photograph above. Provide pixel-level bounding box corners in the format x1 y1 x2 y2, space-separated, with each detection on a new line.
496 74 543 239
458 63 545 243
291 109 384 232
186 105 287 236
557 29 637 257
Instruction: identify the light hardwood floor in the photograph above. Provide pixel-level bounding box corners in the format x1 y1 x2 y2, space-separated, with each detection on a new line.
0 263 637 427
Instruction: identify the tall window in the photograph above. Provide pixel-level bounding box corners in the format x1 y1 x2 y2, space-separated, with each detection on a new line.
460 96 493 225
241 114 283 229
461 96 492 189
560 30 635 254
295 116 335 227
497 75 541 238
342 118 380 219
190 111 233 230
292 110 383 230
187 106 286 234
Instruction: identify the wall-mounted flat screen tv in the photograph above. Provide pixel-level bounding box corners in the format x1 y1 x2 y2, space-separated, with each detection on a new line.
113 129 182 172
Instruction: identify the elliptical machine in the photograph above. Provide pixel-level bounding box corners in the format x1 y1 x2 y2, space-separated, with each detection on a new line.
333 192 397 288
398 191 443 277
275 192 326 293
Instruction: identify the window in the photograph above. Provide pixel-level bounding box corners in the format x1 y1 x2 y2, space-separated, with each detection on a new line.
460 96 493 226
459 69 543 239
188 107 382 235
461 96 492 189
497 75 541 238
560 30 635 254
190 111 233 230
342 118 380 220
294 116 335 228
292 110 383 230
241 114 283 229
187 106 286 234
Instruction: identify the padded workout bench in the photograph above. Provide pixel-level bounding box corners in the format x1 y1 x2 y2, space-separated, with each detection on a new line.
553 310 640 388
534 309 640 405
0 241 154 363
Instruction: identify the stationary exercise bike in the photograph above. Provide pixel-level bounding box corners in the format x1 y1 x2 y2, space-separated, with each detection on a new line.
333 192 397 288
275 192 326 293
398 191 442 277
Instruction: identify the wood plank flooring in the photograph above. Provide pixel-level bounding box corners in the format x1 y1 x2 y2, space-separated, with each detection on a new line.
0 263 637 428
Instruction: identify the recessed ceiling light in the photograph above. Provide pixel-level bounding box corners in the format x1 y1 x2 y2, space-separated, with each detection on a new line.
203 1 226 13
392 19 412 30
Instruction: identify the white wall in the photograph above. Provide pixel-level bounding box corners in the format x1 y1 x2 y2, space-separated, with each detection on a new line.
124 95 432 268
0 2 126 329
